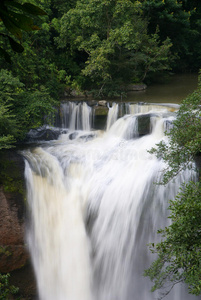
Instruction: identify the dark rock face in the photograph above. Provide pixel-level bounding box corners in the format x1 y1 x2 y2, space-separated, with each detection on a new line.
0 149 37 298
0 187 29 273
0 150 28 273
137 114 151 136
25 126 62 142
93 106 108 130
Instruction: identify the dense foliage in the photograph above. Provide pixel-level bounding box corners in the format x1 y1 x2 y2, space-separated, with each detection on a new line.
57 0 173 97
141 0 201 72
144 74 201 298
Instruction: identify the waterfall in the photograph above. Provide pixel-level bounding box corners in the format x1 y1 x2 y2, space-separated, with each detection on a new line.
106 103 119 130
23 104 198 300
60 102 92 130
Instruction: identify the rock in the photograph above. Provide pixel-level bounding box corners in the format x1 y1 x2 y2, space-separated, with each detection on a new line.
79 134 95 141
87 100 97 107
93 106 109 116
0 150 36 297
126 84 147 91
137 114 151 136
0 150 29 273
0 187 28 273
25 126 61 142
93 106 109 130
69 132 79 140
98 100 107 106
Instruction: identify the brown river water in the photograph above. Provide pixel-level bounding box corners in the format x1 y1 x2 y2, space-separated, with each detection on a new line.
127 73 198 104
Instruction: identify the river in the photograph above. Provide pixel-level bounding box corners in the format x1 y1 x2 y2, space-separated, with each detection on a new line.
127 73 198 103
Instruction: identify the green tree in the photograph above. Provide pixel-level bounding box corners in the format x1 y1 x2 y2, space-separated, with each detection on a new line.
0 0 46 62
0 0 67 150
58 0 173 97
141 0 201 72
0 69 56 149
144 73 201 298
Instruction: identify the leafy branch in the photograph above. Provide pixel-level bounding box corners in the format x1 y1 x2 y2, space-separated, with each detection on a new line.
0 0 46 62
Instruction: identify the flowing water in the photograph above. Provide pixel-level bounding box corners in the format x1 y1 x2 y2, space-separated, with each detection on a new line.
23 100 200 300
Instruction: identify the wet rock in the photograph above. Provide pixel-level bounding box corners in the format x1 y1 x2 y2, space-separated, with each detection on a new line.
93 106 109 116
69 132 79 140
126 84 147 91
98 100 107 106
79 134 95 141
0 150 29 273
25 126 61 142
137 114 151 136
87 100 97 107
92 106 109 130
0 187 28 273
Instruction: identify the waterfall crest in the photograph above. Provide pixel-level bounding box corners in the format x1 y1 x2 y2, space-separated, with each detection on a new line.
60 102 92 130
23 103 198 300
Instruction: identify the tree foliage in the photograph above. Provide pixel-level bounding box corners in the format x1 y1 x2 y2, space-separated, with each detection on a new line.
141 0 201 71
0 0 46 62
144 181 201 298
58 0 173 97
144 73 201 298
149 75 201 184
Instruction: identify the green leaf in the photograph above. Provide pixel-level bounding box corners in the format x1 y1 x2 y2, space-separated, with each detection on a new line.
7 12 34 31
22 3 47 16
0 12 22 39
4 0 46 16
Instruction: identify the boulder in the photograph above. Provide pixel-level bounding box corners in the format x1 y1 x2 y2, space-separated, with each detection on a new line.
25 126 61 142
126 84 147 91
98 100 107 106
93 106 109 130
137 114 151 136
0 150 29 273
0 150 36 297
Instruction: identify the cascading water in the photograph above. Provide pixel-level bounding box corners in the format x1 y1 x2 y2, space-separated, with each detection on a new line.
23 102 199 300
106 102 119 131
60 101 92 130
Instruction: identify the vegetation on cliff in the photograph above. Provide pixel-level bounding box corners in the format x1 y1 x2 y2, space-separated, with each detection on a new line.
144 73 201 298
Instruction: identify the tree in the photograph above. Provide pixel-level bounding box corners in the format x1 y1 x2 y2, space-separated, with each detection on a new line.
57 0 173 97
0 0 65 150
144 73 201 298
141 0 201 72
0 0 46 60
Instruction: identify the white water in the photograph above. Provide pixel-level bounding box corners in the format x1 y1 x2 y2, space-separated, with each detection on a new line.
24 104 199 300
106 103 119 131
60 102 92 130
